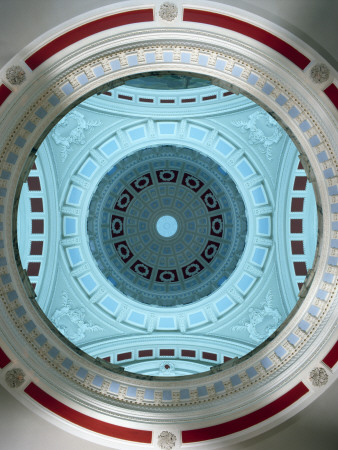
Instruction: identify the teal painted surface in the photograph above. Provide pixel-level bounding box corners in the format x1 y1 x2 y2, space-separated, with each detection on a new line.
16 76 318 376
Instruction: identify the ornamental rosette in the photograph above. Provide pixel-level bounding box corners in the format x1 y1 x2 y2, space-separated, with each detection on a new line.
309 367 329 386
158 431 177 449
5 368 25 388
6 65 26 85
310 63 330 83
159 3 178 21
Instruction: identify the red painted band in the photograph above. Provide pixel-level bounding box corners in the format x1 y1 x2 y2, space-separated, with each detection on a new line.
0 347 11 368
25 9 154 70
322 340 338 369
0 84 12 107
183 9 310 70
24 382 152 443
182 382 309 443
324 84 338 110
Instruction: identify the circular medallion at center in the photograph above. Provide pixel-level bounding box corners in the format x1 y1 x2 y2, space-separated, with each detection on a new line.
156 215 178 238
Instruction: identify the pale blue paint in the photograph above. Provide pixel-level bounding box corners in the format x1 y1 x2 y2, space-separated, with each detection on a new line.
67 247 82 266
251 185 267 205
275 346 287 358
216 296 233 314
100 296 119 315
180 52 191 63
109 381 120 394
156 215 178 237
92 375 104 387
232 65 243 77
144 389 155 400
159 122 176 134
128 311 146 326
100 138 119 156
163 51 173 62
262 82 274 94
79 274 97 294
64 217 77 235
79 159 98 178
61 83 74 95
237 273 255 294
77 73 89 85
189 126 207 141
189 311 206 326
127 55 138 66
257 217 271 235
215 58 227 71
145 52 156 63
276 94 288 105
158 317 175 329
215 138 233 156
93 65 105 77
252 247 267 266
247 73 259 85
198 54 208 66
110 59 121 71
128 126 146 141
67 186 83 205
236 158 254 178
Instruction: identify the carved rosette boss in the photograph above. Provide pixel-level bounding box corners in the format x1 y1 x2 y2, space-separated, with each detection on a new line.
5 368 26 388
159 3 178 21
158 430 177 449
310 63 330 83
309 367 329 387
6 65 26 85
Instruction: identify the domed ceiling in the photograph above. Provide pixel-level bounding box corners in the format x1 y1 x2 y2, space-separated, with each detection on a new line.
16 74 317 377
87 146 247 306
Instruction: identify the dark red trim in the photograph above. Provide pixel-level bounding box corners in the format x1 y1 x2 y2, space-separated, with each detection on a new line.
117 351 132 361
203 94 217 101
27 262 41 276
118 94 133 100
182 382 309 443
160 349 175 356
24 383 152 442
139 98 154 103
183 9 310 70
324 84 338 109
202 351 217 361
0 347 11 368
25 9 154 70
322 341 338 368
0 84 12 107
139 350 153 357
182 350 196 358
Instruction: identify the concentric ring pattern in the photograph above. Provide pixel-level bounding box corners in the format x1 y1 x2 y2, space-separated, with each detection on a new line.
87 146 247 306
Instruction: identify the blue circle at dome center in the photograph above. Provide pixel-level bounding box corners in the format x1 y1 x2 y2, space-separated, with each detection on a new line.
156 216 178 238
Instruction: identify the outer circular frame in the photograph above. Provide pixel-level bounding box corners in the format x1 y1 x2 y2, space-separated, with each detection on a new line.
0 2 337 449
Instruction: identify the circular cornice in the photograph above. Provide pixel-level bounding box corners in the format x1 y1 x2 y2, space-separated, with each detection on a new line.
0 2 337 449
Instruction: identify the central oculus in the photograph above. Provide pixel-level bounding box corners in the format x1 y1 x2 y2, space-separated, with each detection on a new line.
87 146 247 307
156 215 178 237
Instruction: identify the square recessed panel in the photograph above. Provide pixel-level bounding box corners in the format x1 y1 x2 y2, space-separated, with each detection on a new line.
290 219 303 233
30 198 43 212
30 241 43 255
291 198 304 212
291 241 304 254
237 273 255 294
32 219 44 234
